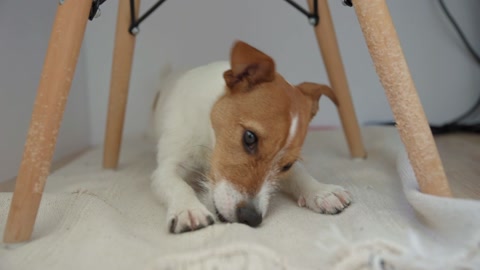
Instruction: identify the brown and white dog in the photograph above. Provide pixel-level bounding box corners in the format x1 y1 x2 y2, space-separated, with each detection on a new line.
150 41 352 233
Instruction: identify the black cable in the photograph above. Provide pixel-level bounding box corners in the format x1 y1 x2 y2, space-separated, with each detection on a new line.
371 1 480 135
438 0 480 65
372 121 480 135
437 0 480 124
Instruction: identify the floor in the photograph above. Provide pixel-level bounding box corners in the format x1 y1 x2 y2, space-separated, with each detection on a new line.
1 131 478 200
434 133 480 200
1 127 478 270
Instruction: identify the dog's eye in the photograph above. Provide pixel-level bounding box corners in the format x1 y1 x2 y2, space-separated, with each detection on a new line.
281 163 293 172
243 130 257 153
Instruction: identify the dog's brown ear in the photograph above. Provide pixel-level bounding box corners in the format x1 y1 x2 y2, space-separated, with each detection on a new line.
297 82 338 119
223 41 275 91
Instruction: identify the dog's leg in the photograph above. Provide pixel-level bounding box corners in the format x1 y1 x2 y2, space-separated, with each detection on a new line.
152 161 215 233
280 162 352 214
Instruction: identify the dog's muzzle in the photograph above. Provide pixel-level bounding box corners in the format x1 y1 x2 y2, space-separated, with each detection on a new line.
236 205 262 227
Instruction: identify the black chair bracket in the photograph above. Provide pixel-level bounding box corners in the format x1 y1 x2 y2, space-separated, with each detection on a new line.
87 0 353 36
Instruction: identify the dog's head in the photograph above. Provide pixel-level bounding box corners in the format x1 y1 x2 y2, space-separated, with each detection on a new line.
209 41 337 227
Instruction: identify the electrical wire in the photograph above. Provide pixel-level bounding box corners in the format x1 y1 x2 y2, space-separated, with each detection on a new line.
371 0 480 135
437 0 480 125
438 0 480 65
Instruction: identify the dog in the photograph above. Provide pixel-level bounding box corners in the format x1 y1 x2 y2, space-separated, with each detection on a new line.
150 41 352 234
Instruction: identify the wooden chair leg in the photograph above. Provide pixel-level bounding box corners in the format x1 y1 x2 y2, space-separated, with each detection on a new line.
352 0 452 197
3 0 91 243
308 0 367 159
103 0 141 169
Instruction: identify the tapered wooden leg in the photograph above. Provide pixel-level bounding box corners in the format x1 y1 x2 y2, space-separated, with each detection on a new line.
352 0 451 197
103 0 140 169
3 0 91 243
308 0 367 159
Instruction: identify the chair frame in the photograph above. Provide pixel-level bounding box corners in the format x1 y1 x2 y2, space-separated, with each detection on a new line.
3 0 451 243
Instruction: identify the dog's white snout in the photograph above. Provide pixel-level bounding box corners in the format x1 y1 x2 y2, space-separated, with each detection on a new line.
213 178 276 224
213 180 245 222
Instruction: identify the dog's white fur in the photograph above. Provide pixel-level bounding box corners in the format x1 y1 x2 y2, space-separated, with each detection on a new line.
150 61 352 233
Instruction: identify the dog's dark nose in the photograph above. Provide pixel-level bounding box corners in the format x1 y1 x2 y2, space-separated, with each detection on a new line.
236 205 262 227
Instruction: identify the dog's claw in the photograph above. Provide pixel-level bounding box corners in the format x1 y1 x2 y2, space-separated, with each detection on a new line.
169 217 178 233
207 215 215 225
299 184 352 215
297 196 307 207
168 208 215 234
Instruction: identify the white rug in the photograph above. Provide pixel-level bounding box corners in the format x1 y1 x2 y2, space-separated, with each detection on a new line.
1 127 479 270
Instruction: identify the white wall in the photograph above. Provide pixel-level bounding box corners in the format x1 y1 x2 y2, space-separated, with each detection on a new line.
0 0 91 182
84 0 480 145
0 0 476 182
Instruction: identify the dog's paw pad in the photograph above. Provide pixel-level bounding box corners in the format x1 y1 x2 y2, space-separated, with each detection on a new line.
168 208 215 234
298 185 352 215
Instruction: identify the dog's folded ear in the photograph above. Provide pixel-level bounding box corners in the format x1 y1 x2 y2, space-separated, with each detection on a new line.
296 82 338 119
223 41 276 91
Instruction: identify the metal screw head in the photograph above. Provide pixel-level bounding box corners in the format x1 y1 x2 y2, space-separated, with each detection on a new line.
308 17 317 26
94 8 101 18
59 0 64 5
131 27 139 35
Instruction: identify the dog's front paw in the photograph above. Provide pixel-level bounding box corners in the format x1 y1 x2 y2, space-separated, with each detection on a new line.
168 208 215 234
297 184 352 214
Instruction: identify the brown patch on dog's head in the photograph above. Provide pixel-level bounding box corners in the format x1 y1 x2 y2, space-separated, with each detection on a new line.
296 82 338 119
209 41 337 222
223 41 276 91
